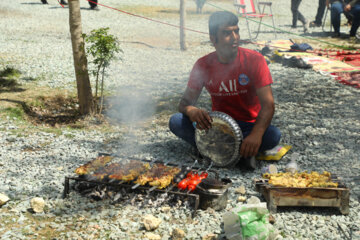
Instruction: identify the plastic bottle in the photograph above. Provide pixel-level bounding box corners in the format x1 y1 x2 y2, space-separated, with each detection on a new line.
286 153 299 173
223 211 243 240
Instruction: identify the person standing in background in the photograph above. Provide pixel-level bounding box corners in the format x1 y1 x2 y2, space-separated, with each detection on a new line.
310 0 327 27
41 0 67 4
291 0 309 32
41 0 97 10
89 0 98 10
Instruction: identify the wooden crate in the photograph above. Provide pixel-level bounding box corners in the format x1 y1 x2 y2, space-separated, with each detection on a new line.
255 179 350 215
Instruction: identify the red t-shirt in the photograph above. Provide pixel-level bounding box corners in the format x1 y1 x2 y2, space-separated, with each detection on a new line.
187 47 273 122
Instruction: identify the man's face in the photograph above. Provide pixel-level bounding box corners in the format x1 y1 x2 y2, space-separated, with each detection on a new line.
211 24 240 62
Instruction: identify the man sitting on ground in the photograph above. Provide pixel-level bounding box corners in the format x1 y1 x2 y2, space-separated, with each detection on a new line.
169 11 281 169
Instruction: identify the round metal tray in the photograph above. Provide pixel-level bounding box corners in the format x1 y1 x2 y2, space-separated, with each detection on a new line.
195 111 243 167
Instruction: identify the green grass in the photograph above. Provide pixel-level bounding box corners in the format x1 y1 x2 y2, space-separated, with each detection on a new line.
64 133 75 139
0 66 21 79
1 107 25 121
42 128 63 136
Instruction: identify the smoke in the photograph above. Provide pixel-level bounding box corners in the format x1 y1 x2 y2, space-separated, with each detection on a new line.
105 88 156 156
105 88 155 125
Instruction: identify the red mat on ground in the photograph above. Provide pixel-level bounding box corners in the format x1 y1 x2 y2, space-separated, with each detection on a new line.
314 49 360 88
314 50 360 67
330 71 360 88
332 52 360 67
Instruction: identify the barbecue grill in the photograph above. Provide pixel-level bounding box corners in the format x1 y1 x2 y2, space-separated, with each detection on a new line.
63 153 228 216
255 176 350 215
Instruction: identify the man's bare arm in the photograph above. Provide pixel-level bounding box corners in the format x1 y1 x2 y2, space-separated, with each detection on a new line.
179 86 212 130
240 85 275 157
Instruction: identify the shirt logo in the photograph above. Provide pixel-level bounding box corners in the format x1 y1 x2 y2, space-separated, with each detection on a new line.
238 74 249 86
219 79 237 93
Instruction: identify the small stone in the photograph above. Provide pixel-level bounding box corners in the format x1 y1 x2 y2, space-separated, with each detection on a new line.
172 228 186 240
234 186 246 195
144 232 161 240
161 206 171 213
247 196 261 204
142 215 161 231
6 137 16 142
269 214 276 224
202 233 217 240
30 197 45 213
0 193 10 206
237 196 246 202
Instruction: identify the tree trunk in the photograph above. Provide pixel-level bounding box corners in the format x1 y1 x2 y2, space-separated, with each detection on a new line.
180 0 187 51
69 0 93 115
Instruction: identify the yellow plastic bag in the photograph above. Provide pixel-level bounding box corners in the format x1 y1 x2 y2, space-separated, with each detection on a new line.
256 145 292 161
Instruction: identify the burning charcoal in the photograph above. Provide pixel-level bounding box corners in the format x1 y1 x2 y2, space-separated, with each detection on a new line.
107 191 114 198
79 188 95 196
146 199 153 206
130 195 137 205
88 189 106 201
73 181 97 192
122 188 129 195
112 193 122 202
175 199 182 208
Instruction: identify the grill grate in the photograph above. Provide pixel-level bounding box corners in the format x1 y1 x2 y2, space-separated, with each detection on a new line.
63 154 219 217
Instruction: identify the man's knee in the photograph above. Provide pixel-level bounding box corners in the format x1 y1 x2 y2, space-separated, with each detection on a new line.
331 3 342 14
169 113 182 134
263 125 281 150
272 127 282 146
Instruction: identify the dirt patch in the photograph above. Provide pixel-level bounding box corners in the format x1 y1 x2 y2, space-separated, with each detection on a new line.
26 94 82 126
0 79 84 127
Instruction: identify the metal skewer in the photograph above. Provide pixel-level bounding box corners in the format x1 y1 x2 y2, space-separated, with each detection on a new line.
165 160 200 194
185 161 213 194
163 159 172 166
131 158 158 190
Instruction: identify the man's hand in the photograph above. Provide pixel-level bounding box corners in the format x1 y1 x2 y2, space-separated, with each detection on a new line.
344 4 351 12
179 86 212 130
187 108 212 130
240 84 275 158
240 132 262 158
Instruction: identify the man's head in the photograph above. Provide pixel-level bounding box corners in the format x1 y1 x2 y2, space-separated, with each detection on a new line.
208 11 240 63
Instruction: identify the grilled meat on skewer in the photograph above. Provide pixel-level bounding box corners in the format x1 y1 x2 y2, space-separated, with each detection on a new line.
75 156 113 175
92 163 124 180
108 160 150 182
149 167 181 189
134 164 181 189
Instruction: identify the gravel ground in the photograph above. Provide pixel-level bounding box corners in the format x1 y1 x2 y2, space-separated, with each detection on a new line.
0 0 359 239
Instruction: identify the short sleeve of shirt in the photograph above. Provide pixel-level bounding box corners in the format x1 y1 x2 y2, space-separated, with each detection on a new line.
251 53 273 89
187 58 206 91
